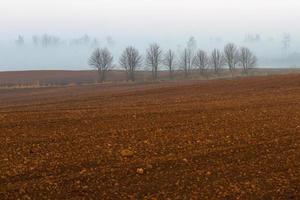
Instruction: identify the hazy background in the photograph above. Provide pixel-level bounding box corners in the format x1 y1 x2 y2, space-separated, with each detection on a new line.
1 0 300 71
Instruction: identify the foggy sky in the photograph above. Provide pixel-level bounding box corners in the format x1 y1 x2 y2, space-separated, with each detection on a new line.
1 0 300 71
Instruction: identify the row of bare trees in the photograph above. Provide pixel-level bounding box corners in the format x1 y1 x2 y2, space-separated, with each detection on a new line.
88 43 257 83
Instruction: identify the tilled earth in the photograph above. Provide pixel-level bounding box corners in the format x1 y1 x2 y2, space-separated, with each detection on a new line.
0 75 300 199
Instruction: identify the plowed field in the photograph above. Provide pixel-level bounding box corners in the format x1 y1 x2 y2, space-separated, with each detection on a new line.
1 74 300 199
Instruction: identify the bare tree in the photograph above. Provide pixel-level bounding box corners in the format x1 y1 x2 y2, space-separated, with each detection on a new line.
244 33 261 43
106 36 115 48
282 33 291 54
163 49 176 80
42 34 51 47
88 48 113 83
91 38 100 47
146 43 162 80
186 36 197 75
70 34 91 46
119 46 142 81
224 43 239 73
187 36 197 53
15 35 25 46
210 49 225 74
180 48 193 78
193 50 209 75
239 47 257 75
32 35 39 46
40 34 60 47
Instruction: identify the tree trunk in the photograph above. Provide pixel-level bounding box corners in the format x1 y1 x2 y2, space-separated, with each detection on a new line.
169 68 173 80
97 69 103 83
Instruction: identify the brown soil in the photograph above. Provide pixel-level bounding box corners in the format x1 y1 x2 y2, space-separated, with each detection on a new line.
0 74 300 199
1 68 300 87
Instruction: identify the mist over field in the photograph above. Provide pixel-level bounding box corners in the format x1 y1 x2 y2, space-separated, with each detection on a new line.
0 33 300 71
1 0 300 71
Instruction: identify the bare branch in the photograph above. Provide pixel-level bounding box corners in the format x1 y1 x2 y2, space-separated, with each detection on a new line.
239 47 257 75
88 48 114 83
193 50 209 75
119 46 142 81
179 48 193 78
210 49 225 74
146 43 162 80
224 43 239 72
163 49 176 80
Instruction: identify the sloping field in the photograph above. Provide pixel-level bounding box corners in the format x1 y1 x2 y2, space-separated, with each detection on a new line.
0 74 300 199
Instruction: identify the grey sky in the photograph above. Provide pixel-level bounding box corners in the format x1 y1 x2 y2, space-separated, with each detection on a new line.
0 0 300 70
1 0 300 37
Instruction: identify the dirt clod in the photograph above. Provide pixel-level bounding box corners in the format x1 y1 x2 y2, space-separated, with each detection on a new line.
136 168 144 175
120 149 134 157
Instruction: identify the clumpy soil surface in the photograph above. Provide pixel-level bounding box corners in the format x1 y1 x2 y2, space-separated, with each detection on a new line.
1 74 300 199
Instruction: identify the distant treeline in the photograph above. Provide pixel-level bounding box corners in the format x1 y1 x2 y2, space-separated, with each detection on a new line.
14 34 112 47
